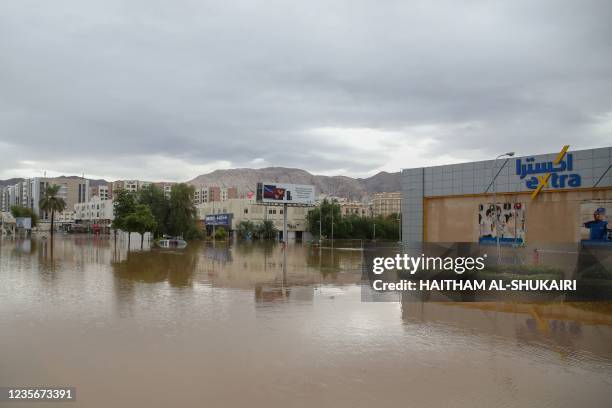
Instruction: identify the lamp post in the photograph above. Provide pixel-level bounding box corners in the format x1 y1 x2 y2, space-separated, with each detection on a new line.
330 198 334 245
491 152 515 262
397 212 402 243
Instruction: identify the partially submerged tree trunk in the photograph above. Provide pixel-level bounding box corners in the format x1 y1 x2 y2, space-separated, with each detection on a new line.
127 231 131 249
50 210 55 237
140 233 144 249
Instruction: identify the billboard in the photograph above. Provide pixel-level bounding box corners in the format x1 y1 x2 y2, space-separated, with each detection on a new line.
15 217 32 230
256 183 315 205
478 202 525 244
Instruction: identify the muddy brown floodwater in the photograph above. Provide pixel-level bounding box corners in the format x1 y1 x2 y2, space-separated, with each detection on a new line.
1 236 611 407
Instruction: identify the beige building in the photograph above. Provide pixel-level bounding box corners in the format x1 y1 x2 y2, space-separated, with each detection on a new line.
197 198 312 241
111 180 151 194
194 186 238 205
371 191 401 217
340 201 372 217
34 177 89 223
90 184 111 200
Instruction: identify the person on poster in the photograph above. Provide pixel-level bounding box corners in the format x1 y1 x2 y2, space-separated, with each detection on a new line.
583 207 610 241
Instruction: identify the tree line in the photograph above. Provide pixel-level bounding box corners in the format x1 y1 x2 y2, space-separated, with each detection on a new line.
235 220 278 240
306 199 400 240
113 183 201 248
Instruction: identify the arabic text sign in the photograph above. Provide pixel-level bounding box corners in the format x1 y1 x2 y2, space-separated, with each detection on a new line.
516 150 581 196
205 213 232 226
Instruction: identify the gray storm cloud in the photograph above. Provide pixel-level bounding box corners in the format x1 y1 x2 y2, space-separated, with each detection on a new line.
0 0 611 180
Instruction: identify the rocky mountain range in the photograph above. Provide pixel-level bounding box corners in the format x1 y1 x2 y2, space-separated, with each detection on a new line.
187 167 401 201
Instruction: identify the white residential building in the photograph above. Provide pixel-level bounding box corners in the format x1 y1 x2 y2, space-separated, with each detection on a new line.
74 196 115 224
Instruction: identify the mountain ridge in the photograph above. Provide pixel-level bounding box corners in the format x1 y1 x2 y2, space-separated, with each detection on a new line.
187 167 400 200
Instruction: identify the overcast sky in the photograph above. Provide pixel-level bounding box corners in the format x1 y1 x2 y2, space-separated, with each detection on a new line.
0 0 611 181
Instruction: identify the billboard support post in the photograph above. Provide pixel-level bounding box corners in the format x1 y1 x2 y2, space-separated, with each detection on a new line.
283 203 288 244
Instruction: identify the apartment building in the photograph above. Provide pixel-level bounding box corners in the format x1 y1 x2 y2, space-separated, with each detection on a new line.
74 195 114 225
371 191 402 217
111 180 151 194
153 182 175 198
1 177 89 223
193 186 238 205
340 201 372 217
90 184 111 200
221 187 238 201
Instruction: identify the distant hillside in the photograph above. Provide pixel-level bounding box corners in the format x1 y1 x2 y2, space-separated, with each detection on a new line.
187 167 400 200
0 178 24 187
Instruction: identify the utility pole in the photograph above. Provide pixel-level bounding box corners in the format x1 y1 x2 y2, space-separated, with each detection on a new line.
490 152 515 263
397 212 402 243
331 198 334 245
373 222 376 241
212 199 216 245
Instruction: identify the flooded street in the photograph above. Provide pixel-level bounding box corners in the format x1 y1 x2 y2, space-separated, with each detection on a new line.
1 236 611 407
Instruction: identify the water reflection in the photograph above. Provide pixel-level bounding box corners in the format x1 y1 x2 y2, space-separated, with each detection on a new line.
0 236 611 408
112 246 199 287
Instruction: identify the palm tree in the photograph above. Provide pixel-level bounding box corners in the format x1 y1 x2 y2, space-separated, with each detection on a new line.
39 185 67 237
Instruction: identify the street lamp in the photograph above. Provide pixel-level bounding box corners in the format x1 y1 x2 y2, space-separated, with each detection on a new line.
397 212 402 243
491 152 515 262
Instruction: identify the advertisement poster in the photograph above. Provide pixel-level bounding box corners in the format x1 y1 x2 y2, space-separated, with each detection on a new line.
257 182 315 205
580 200 612 243
478 202 525 243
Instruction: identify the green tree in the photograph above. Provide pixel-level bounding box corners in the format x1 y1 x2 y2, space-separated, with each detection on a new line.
138 184 169 238
236 220 255 240
10 205 39 227
124 204 158 249
306 199 341 239
39 184 67 237
213 227 227 241
113 189 137 247
167 183 199 239
255 220 277 240
306 201 399 240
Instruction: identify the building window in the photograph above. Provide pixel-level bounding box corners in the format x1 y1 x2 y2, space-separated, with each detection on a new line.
244 208 248 214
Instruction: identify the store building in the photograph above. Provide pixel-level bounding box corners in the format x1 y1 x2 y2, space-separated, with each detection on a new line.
401 146 612 245
197 198 312 241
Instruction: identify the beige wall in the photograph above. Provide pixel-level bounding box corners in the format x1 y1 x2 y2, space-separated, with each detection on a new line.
424 188 612 243
197 198 310 232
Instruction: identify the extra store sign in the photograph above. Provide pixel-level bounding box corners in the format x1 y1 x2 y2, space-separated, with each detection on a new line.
515 145 582 199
